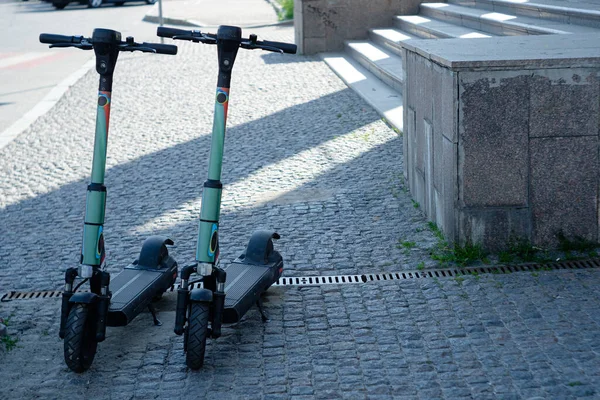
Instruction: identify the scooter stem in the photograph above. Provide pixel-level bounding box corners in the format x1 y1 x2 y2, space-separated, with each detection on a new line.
81 29 121 269
195 26 241 266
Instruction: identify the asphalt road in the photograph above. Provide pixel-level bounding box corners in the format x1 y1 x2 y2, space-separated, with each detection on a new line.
0 0 159 134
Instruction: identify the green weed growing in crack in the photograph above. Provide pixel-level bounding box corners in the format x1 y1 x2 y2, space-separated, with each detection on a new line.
381 117 402 136
427 222 487 266
1 316 19 352
417 261 425 271
412 199 420 209
506 237 541 262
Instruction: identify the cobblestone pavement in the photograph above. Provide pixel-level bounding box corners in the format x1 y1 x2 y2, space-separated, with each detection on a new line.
1 26 600 398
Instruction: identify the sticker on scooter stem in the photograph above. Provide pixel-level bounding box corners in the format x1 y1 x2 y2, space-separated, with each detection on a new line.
97 227 106 264
98 91 111 134
208 223 219 258
216 87 229 121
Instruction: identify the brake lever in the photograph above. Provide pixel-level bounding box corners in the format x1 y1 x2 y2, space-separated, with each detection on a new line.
49 43 93 50
119 45 157 53
241 43 283 54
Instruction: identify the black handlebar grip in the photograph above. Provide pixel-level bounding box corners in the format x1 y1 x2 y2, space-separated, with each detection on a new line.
260 39 297 54
39 33 80 44
157 27 192 38
142 42 178 55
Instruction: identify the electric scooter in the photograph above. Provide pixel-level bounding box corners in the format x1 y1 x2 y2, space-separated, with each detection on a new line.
40 29 178 373
157 25 296 369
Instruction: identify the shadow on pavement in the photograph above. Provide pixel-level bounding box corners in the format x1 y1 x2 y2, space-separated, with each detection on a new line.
0 87 390 291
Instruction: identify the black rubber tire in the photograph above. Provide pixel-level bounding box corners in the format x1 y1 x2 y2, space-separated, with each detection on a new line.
53 2 68 8
115 1 125 5
145 0 156 4
87 0 102 8
64 304 97 373
185 302 210 369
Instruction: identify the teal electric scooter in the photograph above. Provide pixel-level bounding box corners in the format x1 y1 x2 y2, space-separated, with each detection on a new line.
40 29 178 373
157 25 296 369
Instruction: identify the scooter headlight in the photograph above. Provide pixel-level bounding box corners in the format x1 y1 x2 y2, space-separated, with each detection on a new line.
198 263 213 276
79 265 94 279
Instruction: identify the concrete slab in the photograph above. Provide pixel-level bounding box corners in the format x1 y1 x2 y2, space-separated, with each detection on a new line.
401 33 600 70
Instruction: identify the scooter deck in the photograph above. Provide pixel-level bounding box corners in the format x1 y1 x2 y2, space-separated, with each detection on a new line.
222 260 282 324
107 264 177 327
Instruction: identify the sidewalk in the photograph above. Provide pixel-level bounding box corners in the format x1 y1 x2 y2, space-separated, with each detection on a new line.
143 0 285 28
0 4 600 400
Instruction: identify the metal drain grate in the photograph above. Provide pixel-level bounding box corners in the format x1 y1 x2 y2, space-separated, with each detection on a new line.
2 258 600 301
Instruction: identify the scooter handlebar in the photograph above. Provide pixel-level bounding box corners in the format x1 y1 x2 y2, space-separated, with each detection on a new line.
157 27 192 38
40 33 83 44
141 42 178 55
257 39 297 54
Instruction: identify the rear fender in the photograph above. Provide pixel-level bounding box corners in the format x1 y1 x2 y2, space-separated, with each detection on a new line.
240 230 281 265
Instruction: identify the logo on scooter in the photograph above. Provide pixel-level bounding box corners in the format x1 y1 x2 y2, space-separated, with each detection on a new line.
96 226 105 264
208 223 218 258
216 89 228 104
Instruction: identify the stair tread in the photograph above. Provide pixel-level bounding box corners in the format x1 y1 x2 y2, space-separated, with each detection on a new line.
457 0 600 17
421 2 600 33
321 53 403 132
394 14 497 38
370 28 418 43
346 41 404 82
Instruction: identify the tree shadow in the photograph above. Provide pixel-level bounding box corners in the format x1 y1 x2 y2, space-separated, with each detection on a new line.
0 87 385 291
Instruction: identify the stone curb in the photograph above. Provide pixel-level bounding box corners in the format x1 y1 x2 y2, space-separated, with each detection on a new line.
0 58 96 152
142 3 293 28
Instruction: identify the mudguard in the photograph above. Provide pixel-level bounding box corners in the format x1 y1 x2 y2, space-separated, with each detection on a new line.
241 230 281 265
189 288 213 303
137 236 174 269
69 292 99 305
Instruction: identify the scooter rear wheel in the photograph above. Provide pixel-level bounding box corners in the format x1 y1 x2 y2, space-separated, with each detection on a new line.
185 302 210 369
64 304 98 373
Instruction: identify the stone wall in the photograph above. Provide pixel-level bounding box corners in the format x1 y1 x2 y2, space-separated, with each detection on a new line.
295 0 425 54
402 34 600 250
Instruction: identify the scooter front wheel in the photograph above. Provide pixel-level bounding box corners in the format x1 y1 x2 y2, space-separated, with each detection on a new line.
64 304 98 373
185 302 210 369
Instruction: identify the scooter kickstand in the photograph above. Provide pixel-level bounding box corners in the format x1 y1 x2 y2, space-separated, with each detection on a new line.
148 304 162 326
256 298 270 323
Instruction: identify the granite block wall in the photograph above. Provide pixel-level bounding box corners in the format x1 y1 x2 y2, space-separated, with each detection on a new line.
403 49 600 250
295 0 427 54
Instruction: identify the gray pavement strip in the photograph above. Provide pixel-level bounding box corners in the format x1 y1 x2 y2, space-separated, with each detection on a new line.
3 257 599 301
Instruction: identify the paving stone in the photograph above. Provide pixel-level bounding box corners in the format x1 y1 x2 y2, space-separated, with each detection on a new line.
2 21 600 400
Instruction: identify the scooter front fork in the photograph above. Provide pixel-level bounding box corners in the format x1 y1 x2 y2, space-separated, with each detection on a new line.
174 264 226 339
210 268 226 339
59 267 79 339
59 267 110 342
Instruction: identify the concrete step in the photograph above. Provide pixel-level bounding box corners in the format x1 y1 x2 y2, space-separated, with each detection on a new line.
345 41 404 93
449 0 600 29
369 28 420 57
420 2 600 35
393 14 497 39
321 53 403 132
